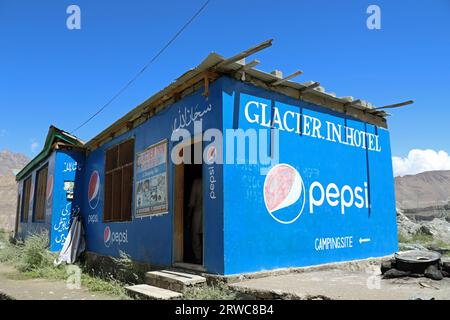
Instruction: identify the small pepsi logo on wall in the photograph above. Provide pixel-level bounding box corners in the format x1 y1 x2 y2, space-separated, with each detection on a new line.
103 226 128 247
88 170 100 210
104 226 111 247
206 145 216 164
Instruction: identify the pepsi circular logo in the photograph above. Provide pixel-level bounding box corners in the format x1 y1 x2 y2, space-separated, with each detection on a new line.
263 164 305 224
104 226 111 247
206 146 217 164
88 170 100 210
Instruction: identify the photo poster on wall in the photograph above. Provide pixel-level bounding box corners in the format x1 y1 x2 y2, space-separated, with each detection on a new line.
135 140 169 216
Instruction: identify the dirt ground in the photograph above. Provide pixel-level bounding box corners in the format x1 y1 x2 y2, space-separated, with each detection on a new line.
2 258 449 300
231 267 450 300
0 264 119 300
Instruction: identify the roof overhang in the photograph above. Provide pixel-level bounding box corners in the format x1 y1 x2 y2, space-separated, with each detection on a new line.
83 40 409 151
16 126 85 181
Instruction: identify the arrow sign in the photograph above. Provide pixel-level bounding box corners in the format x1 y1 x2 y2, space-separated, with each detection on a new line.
359 238 371 244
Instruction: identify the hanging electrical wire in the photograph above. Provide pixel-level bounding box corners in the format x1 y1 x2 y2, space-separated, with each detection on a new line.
70 0 211 134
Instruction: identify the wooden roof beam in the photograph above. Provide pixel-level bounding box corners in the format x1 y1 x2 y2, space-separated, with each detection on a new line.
299 81 321 94
271 70 303 86
216 39 273 69
374 100 414 110
344 99 362 108
238 59 260 71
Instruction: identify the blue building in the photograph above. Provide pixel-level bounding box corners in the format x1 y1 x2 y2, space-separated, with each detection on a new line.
15 126 85 252
16 42 398 275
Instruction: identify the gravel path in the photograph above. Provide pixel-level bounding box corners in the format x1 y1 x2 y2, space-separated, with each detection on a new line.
231 268 450 300
0 263 120 300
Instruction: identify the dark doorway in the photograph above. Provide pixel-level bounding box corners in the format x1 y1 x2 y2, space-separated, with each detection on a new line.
183 161 203 264
173 142 203 266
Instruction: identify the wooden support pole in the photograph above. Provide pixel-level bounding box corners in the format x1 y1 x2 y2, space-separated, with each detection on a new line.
298 82 320 97
203 73 210 97
216 39 273 69
344 99 362 108
240 59 260 71
374 100 414 110
271 70 303 86
238 59 260 81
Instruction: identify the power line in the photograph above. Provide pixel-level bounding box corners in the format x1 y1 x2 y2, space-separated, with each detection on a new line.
71 0 211 134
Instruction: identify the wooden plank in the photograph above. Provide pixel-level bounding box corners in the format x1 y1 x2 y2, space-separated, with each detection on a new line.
374 100 414 110
15 193 21 236
173 163 184 263
344 99 362 108
240 59 260 70
216 39 273 68
34 166 48 221
22 178 32 223
271 70 303 86
202 74 210 97
298 82 321 94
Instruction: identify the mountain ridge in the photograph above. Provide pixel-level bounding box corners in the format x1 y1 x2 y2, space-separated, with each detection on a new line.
395 170 450 211
0 150 30 232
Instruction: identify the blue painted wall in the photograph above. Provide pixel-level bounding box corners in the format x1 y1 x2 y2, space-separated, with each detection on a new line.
221 77 397 275
80 81 224 273
17 150 85 252
49 150 85 251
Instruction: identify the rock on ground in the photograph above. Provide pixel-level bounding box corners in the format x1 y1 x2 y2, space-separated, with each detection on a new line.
383 269 411 279
397 208 450 250
424 265 444 281
397 209 421 238
424 219 450 244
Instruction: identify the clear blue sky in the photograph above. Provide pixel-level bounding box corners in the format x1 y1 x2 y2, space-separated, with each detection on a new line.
1 0 449 159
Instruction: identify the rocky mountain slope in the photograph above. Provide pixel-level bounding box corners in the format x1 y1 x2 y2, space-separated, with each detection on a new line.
0 150 29 232
395 170 450 212
395 172 450 254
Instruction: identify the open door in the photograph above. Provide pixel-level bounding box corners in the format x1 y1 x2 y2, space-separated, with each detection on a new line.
173 163 184 263
173 141 204 267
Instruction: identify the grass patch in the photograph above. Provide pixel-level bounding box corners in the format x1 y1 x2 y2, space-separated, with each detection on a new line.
411 231 434 244
15 233 54 273
398 227 450 256
0 231 130 299
433 239 450 249
398 229 434 245
80 273 128 298
397 233 409 244
0 230 21 264
111 250 146 284
183 282 241 300
1 231 244 300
